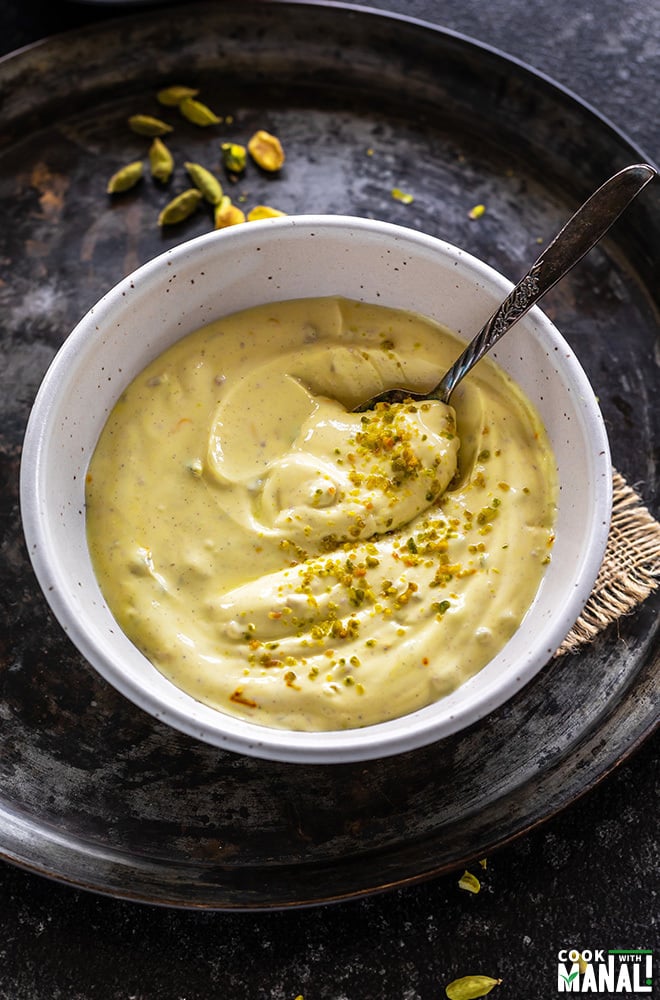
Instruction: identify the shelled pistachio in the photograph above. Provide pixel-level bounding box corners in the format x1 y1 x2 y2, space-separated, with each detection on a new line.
248 129 285 171
221 142 247 174
214 196 246 228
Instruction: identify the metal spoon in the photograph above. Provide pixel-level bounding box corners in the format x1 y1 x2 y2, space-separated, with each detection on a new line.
354 163 656 411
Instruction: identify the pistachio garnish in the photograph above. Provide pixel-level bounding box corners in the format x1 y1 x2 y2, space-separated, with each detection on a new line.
247 205 287 221
106 160 143 194
157 85 199 107
158 188 203 226
458 870 481 893
221 142 247 174
179 97 221 126
214 196 246 229
184 162 223 205
149 138 174 184
391 187 414 204
445 975 502 999
248 129 285 171
128 114 173 137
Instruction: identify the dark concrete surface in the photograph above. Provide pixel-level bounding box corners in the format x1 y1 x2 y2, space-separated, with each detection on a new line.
0 1 657 998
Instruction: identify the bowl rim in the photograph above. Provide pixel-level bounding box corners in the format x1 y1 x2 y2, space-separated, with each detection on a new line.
20 214 613 763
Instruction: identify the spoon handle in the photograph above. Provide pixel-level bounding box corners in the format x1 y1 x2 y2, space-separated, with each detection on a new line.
434 163 656 403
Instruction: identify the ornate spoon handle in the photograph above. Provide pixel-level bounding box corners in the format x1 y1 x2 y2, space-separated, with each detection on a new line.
434 163 656 403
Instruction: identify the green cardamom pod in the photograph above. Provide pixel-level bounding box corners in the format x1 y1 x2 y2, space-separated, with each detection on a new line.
106 160 143 194
184 162 223 205
179 97 221 127
149 138 174 183
158 188 203 226
128 114 173 137
156 85 199 107
445 975 502 1000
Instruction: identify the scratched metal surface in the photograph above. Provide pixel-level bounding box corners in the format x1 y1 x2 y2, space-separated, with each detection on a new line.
0 0 658 908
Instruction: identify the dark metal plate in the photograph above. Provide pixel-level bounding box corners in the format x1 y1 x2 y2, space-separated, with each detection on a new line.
1 0 658 909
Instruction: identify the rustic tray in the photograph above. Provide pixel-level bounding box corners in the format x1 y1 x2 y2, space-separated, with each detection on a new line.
0 0 658 909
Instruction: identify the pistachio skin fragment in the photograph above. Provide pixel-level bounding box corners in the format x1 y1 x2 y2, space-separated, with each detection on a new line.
179 97 221 126
247 205 287 221
157 85 199 107
214 195 246 229
248 129 286 171
149 138 174 183
221 142 247 174
106 160 143 194
445 976 502 1000
128 114 173 137
158 188 203 226
184 161 224 204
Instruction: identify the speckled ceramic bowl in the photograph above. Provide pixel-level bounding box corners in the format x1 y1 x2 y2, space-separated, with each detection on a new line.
20 216 611 763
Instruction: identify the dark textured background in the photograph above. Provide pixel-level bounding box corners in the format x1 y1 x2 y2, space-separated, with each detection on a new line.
0 0 658 998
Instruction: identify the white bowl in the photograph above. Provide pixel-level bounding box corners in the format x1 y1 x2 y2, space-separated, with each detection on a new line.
20 216 611 763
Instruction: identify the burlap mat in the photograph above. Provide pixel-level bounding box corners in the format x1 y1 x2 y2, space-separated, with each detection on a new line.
556 470 660 655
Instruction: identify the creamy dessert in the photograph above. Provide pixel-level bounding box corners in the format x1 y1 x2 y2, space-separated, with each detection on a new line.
86 297 557 730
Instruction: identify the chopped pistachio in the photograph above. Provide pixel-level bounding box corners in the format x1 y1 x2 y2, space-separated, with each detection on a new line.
468 203 486 220
221 142 247 173
391 187 414 204
247 205 287 221
432 600 451 615
458 870 481 893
